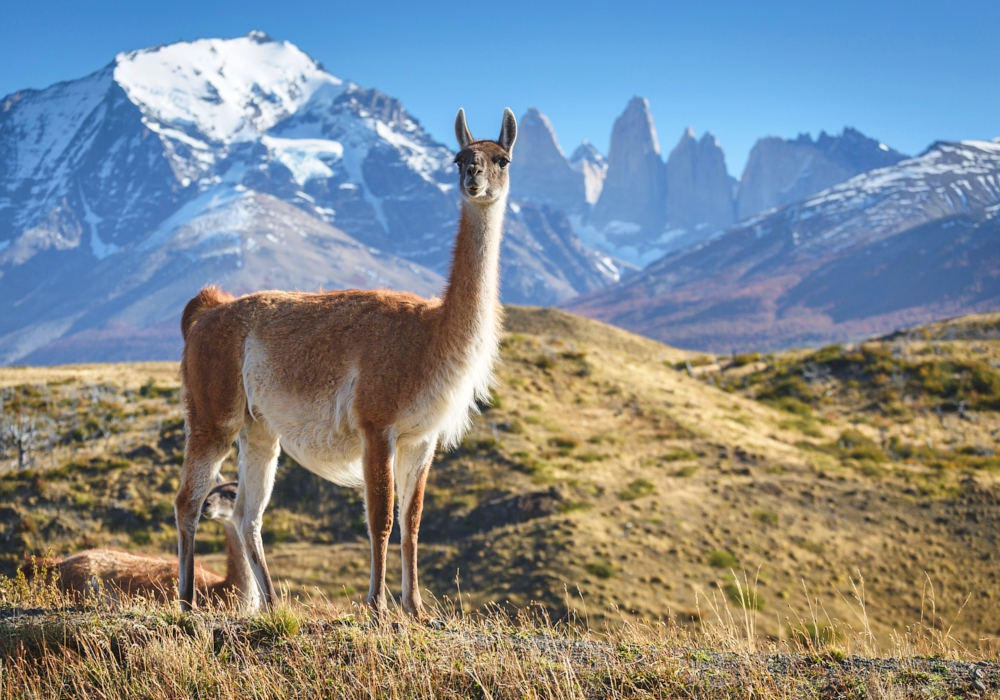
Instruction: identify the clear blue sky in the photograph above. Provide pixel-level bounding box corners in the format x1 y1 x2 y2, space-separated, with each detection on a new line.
3 0 998 175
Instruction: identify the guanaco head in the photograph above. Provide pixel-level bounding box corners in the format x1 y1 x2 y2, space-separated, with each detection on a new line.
454 108 517 204
201 481 237 523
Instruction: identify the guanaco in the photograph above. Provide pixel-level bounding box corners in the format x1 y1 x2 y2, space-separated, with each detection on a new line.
23 482 253 605
175 108 517 617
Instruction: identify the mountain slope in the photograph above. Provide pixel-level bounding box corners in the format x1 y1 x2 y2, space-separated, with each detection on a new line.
566 140 1000 351
0 189 443 364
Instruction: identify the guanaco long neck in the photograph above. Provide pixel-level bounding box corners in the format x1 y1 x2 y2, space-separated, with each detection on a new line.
437 198 506 359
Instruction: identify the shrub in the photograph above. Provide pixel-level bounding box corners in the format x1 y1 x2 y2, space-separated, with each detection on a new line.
556 500 592 513
770 397 814 417
730 352 761 367
533 355 556 370
811 344 847 368
549 436 578 456
585 560 617 579
708 550 739 568
835 430 887 463
799 540 825 555
661 448 699 462
619 479 655 501
753 509 779 526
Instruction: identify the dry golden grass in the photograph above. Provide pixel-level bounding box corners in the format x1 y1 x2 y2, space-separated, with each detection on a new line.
0 362 179 391
2 567 998 699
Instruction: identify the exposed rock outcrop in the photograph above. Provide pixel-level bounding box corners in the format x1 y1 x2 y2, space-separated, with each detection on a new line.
510 108 587 215
589 97 666 251
664 129 735 230
570 141 608 205
736 128 906 220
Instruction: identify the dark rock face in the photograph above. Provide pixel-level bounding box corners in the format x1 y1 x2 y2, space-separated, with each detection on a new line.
510 109 587 215
736 128 907 220
590 97 666 247
664 129 736 231
566 140 1000 352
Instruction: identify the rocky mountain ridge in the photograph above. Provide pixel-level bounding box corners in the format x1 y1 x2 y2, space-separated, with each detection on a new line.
513 100 906 268
736 127 907 220
565 139 1000 351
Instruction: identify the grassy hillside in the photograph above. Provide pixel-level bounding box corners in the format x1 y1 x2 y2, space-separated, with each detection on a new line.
2 308 1000 652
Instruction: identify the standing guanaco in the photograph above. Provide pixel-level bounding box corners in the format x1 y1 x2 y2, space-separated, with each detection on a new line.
175 108 517 617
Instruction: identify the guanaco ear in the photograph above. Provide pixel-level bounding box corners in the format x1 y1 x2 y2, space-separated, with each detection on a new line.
498 108 517 154
455 108 474 150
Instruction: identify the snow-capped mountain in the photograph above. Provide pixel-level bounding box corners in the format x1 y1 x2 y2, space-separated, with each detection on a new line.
566 139 1000 352
0 32 618 364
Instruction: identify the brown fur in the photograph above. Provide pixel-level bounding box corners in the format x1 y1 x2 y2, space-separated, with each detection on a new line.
21 550 225 603
175 109 517 617
181 285 234 341
22 483 251 605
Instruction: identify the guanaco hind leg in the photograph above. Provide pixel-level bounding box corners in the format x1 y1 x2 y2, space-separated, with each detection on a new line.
395 438 436 619
234 420 282 610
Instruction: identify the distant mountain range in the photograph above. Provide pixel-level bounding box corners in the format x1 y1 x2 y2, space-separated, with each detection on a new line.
565 139 1000 351
2 31 990 364
513 97 907 267
0 33 619 364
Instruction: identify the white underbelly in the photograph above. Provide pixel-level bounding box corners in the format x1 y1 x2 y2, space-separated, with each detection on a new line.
280 432 365 488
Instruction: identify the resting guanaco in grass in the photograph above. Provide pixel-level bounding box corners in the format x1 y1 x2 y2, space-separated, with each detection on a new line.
174 108 517 617
22 482 254 605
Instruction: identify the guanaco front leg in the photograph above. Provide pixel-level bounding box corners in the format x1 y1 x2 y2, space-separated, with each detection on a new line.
234 420 281 610
175 429 231 611
363 430 395 617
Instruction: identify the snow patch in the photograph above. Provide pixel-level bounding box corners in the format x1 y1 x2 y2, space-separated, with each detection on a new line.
262 136 344 185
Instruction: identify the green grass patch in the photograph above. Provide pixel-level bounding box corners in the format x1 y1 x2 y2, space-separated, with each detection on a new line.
585 560 617 579
618 478 655 501
752 509 779 526
707 550 739 569
661 448 699 462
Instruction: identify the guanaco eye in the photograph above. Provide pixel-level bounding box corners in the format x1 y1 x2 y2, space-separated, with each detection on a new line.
497 157 509 169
